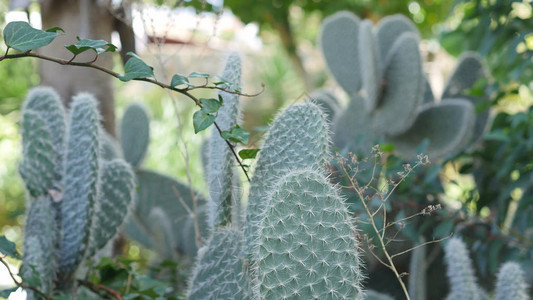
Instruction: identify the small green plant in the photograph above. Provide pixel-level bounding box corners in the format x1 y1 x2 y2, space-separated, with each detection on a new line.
18 87 135 297
319 11 491 160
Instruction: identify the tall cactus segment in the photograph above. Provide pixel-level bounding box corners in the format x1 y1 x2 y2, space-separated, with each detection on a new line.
320 12 361 98
120 103 150 168
19 110 56 197
408 238 427 300
18 87 135 295
187 227 245 300
207 53 242 230
444 238 481 300
494 262 529 300
89 159 135 254
254 168 363 299
243 102 330 252
58 93 101 278
320 11 490 160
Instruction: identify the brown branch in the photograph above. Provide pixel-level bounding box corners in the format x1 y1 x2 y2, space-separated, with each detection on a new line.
0 256 53 300
78 279 123 300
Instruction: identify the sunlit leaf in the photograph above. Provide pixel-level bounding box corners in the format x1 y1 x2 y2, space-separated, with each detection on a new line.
193 110 216 133
118 52 154 82
170 73 193 87
221 125 249 144
189 72 210 78
0 235 20 259
65 37 116 55
238 149 259 160
200 98 221 114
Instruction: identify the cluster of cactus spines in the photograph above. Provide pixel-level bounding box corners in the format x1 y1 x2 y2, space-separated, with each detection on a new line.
119 102 208 259
320 11 490 160
19 87 135 294
187 53 368 299
207 52 242 230
120 103 150 168
254 168 363 299
444 237 482 300
58 94 101 278
408 237 427 300
187 227 245 299
243 102 330 253
494 262 530 300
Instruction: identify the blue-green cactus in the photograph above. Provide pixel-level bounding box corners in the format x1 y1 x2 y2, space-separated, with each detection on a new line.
494 262 529 300
120 102 150 168
254 168 363 299
320 11 490 160
444 238 482 300
19 87 135 294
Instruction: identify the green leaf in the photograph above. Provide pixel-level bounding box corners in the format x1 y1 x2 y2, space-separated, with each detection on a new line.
65 36 117 55
238 149 259 160
200 98 221 114
0 287 18 298
118 52 154 82
3 21 59 52
189 72 210 78
0 235 20 259
193 110 216 133
45 26 64 33
171 74 193 87
221 125 249 144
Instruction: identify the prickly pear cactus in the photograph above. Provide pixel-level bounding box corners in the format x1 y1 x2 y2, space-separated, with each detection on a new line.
18 87 135 294
254 168 363 299
319 11 491 160
120 103 150 168
243 102 330 253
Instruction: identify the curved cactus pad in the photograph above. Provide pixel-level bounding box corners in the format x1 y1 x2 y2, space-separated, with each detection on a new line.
320 11 362 96
89 159 135 254
244 102 330 252
372 32 424 136
19 110 56 197
495 262 529 300
423 76 435 104
375 14 419 65
123 170 207 258
188 227 245 300
442 52 488 99
59 94 101 277
207 52 242 230
359 19 381 111
444 238 482 300
388 100 474 160
120 103 150 168
255 168 363 299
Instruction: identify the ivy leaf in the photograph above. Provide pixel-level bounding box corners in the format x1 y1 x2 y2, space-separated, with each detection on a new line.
171 74 193 87
65 36 117 55
200 98 221 114
193 110 216 133
0 287 18 298
119 52 154 82
238 149 259 160
3 21 60 52
0 235 20 259
189 72 210 78
221 125 249 144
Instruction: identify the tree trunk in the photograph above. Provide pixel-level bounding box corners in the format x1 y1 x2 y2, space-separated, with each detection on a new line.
40 0 116 136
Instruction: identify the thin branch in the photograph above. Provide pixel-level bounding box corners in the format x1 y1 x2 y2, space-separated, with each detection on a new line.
0 256 53 300
78 279 123 300
390 234 453 259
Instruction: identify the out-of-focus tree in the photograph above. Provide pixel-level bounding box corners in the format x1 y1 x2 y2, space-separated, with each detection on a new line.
223 0 452 89
441 0 533 88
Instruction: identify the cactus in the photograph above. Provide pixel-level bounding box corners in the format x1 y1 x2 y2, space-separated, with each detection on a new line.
309 89 340 123
187 227 245 299
119 102 209 259
18 87 135 294
320 11 490 160
408 238 427 300
254 168 363 299
206 52 242 230
243 101 330 253
444 238 482 300
494 262 530 300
